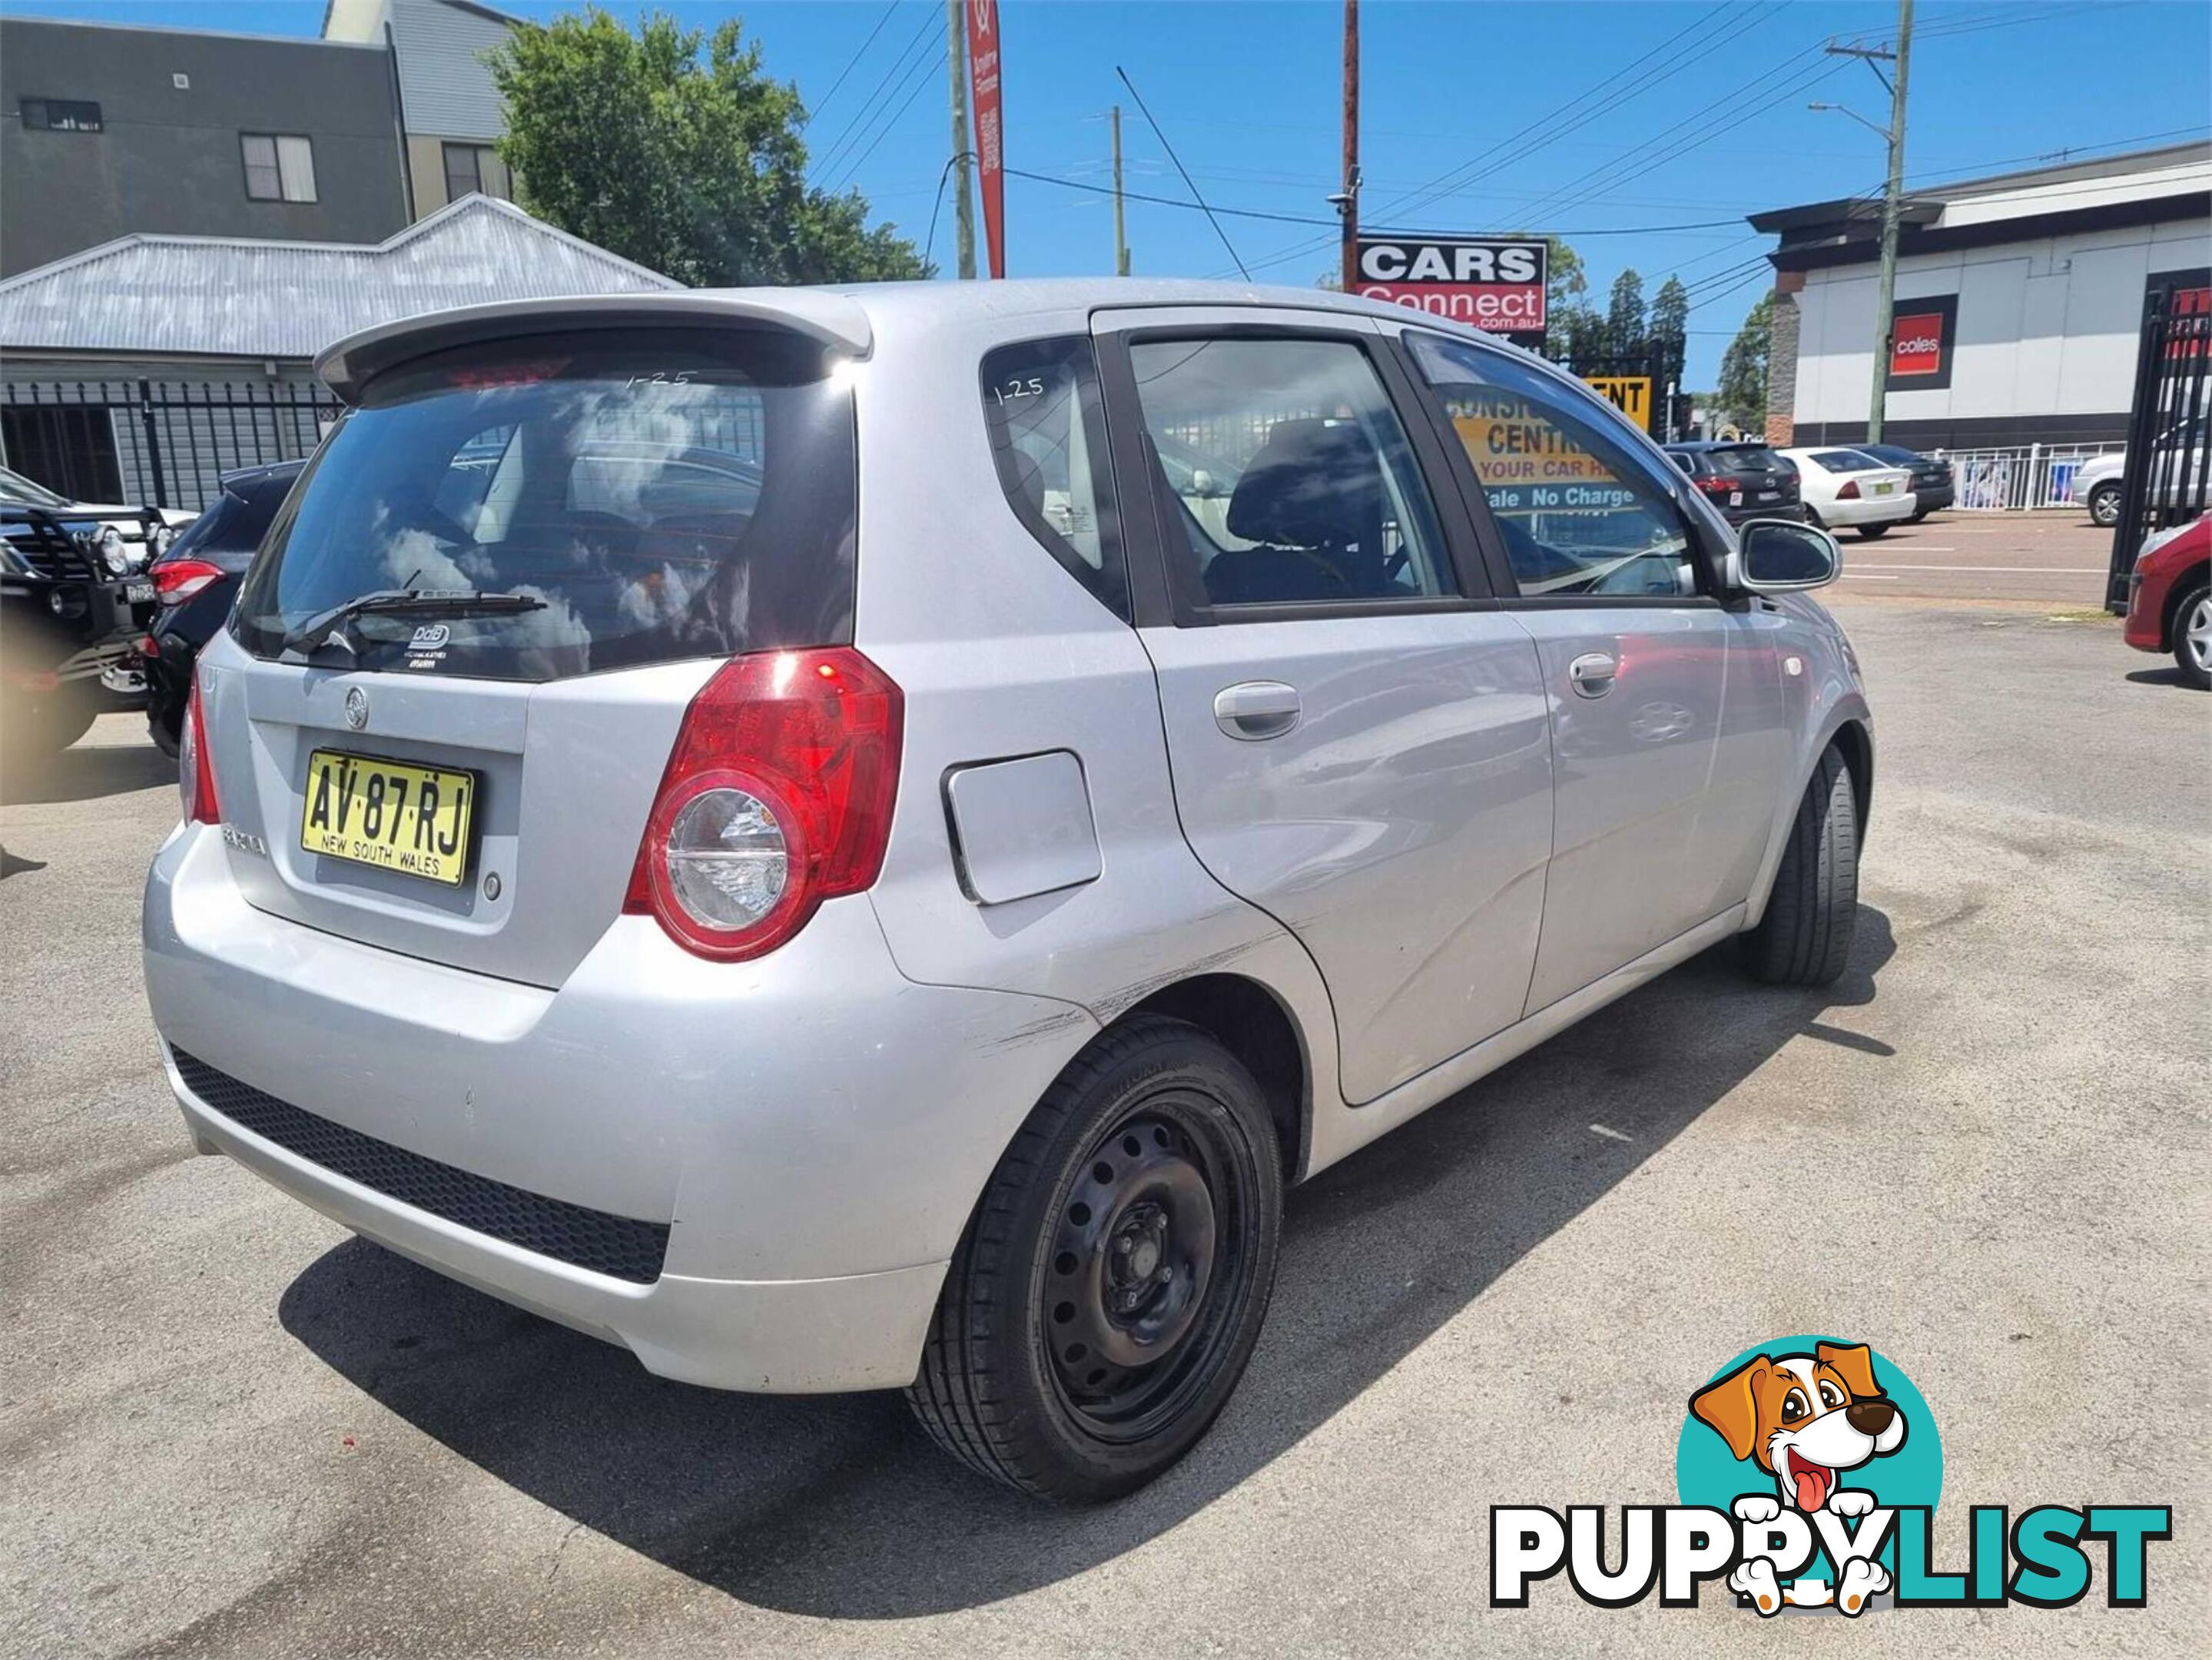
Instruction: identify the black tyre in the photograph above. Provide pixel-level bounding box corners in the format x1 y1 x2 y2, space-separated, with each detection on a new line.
2172 580 2210 690
908 1015 1283 1502
1741 745 1859 986
1855 523 1891 540
2088 481 2123 528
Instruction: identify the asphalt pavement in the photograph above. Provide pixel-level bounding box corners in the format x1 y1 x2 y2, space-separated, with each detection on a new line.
2 596 2205 1658
1829 510 2120 604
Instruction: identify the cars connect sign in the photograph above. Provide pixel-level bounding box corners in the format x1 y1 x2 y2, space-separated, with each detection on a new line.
1355 237 1548 350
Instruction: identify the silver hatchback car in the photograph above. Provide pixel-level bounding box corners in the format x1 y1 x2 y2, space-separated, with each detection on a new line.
144 280 1871 1501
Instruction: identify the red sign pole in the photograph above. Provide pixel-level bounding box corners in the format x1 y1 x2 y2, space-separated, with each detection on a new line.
967 0 1005 278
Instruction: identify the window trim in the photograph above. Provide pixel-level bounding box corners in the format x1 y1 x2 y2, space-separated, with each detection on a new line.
241 131 318 203
19 98 103 132
977 334 1131 622
443 141 496 202
1393 326 1729 609
1093 320 1499 629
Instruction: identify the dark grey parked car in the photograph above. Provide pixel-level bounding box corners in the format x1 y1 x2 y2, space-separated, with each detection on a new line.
1663 441 1805 526
1856 443 1954 520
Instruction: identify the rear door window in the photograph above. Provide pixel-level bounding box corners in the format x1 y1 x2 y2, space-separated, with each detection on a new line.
1123 335 1457 610
1708 446 1786 476
233 328 855 681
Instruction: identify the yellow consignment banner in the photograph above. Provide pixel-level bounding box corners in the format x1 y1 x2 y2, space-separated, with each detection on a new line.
1448 390 1620 492
1581 375 1653 433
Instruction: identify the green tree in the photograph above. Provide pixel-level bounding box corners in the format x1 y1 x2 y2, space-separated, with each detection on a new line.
1604 267 1647 358
1649 274 1690 389
488 7 930 288
1543 236 1591 359
1716 291 1775 430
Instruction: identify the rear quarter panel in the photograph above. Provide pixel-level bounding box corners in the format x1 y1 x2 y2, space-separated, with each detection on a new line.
850 303 1346 1122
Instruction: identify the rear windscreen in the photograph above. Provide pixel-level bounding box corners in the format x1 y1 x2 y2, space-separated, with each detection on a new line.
233 328 856 681
1811 450 1884 473
1708 446 1786 474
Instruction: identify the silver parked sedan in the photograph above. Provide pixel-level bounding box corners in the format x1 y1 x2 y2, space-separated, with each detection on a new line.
144 281 1872 1501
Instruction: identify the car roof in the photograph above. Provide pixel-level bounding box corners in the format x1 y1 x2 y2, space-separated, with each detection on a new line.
1665 440 1776 451
314 277 1550 400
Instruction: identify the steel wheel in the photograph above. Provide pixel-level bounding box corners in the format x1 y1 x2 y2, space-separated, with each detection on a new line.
908 1015 1282 1501
1042 1101 1249 1443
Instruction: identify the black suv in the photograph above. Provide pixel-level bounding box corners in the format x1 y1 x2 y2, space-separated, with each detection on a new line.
1855 443 1954 520
1663 441 1804 526
1 465 174 759
143 460 304 755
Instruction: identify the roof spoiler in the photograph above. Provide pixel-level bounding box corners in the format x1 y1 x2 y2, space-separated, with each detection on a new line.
314 291 874 402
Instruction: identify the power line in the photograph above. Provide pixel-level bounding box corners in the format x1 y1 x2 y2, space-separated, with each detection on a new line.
1115 66 1250 280
1381 2 1769 227
809 0 902 123
826 45 946 194
808 4 938 185
1231 0 1755 279
1523 45 1854 222
1005 165 1750 237
924 148 975 272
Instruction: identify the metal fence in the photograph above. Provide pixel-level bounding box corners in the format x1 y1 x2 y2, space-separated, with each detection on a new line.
0 379 342 514
1931 443 2121 513
2105 284 2210 610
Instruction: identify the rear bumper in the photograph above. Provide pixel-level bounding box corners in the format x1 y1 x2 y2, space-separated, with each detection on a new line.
1910 483 1954 514
144 822 1097 1392
1820 493 1915 526
168 1047 947 1391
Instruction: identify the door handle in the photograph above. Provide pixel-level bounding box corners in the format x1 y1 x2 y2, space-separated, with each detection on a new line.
1567 652 1618 698
1212 680 1302 740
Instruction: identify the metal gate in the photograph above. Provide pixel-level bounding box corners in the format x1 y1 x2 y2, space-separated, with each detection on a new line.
0 379 342 516
2105 284 2212 611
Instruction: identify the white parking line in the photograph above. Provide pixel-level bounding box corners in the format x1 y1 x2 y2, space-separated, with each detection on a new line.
1840 573 1900 579
1846 563 2109 573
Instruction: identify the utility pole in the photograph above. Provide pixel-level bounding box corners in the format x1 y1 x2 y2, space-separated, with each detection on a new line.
1111 105 1129 276
1338 0 1360 292
1827 0 1913 441
947 0 976 280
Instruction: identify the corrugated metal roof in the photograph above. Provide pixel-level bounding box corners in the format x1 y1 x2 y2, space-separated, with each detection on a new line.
0 195 678 360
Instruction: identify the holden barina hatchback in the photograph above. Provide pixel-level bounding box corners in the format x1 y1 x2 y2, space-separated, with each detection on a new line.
145 282 1873 1501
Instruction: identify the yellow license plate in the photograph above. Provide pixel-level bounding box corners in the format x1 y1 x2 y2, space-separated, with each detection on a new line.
1873 482 1894 495
301 749 475 885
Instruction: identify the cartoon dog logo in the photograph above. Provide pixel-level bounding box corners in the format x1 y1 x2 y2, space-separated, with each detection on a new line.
1690 1340 1908 1613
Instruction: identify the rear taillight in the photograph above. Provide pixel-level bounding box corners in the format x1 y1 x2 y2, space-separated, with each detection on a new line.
625 647 903 962
151 557 224 606
1694 474 1743 496
178 667 221 826
1836 478 1862 500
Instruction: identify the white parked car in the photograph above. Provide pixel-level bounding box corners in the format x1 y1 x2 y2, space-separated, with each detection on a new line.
2070 415 2206 527
1779 448 1916 539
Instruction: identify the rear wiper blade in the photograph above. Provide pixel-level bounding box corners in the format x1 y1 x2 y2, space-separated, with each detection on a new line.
278 587 546 659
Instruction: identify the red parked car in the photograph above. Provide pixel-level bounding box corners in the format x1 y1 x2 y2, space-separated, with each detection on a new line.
2123 514 2210 689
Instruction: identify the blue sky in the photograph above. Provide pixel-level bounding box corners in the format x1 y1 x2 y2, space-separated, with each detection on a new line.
10 1 2207 386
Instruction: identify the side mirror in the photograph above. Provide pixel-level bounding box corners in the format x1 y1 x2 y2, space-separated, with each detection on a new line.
1736 519 1840 593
